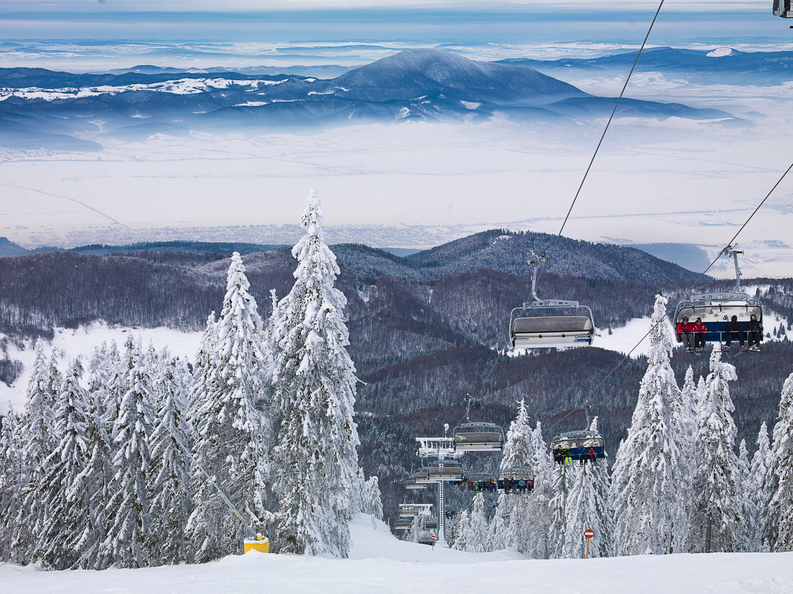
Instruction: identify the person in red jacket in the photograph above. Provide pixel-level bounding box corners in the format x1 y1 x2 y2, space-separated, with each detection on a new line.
691 316 708 352
676 315 695 352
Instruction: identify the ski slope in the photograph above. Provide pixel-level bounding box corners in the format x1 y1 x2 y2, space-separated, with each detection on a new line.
2 514 792 593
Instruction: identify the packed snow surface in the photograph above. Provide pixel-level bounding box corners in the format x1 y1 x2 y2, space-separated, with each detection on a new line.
2 514 792 593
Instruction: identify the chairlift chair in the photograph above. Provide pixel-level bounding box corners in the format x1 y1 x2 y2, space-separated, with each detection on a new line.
509 256 595 349
453 422 505 451
414 461 464 484
395 519 413 531
497 468 535 494
673 247 763 345
464 473 499 492
773 0 791 18
551 430 605 464
405 478 427 490
425 518 439 530
452 398 506 452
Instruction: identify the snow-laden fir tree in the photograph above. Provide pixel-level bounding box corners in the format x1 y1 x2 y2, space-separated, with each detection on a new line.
492 399 533 552
487 508 508 552
147 355 194 566
687 345 741 553
563 417 614 558
38 358 89 569
355 469 383 519
188 253 272 562
0 406 23 563
736 439 753 552
102 338 156 568
452 509 470 551
547 460 571 558
749 422 776 551
521 421 553 558
611 295 690 556
771 371 793 551
270 191 361 557
12 339 58 563
463 492 489 552
68 349 117 570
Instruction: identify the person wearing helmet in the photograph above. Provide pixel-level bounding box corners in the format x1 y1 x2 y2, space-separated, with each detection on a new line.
721 314 745 352
744 313 763 352
676 314 695 352
691 316 708 352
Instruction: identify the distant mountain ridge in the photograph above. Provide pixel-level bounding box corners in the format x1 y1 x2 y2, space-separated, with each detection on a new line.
500 47 793 86
0 48 743 150
333 229 702 284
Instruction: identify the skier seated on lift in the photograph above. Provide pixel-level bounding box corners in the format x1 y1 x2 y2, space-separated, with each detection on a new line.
745 313 763 352
554 445 570 464
585 446 597 463
721 315 745 352
691 317 707 352
676 315 696 352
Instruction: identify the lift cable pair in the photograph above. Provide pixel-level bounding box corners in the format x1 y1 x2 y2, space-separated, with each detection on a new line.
511 0 666 349
582 161 793 400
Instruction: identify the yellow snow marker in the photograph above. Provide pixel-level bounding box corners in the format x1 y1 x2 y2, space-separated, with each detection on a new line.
244 534 270 554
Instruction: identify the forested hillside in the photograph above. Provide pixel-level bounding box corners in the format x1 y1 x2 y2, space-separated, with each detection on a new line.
1 231 792 527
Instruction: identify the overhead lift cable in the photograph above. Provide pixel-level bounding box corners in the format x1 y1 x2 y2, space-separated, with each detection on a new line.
537 0 667 285
584 161 793 399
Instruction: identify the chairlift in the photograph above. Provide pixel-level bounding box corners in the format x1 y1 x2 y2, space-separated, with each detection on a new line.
551 405 605 464
497 468 535 494
395 519 413 531
464 473 499 493
673 246 763 345
509 256 595 349
425 518 439 530
773 0 791 18
399 503 432 518
405 478 427 490
452 398 505 452
414 460 464 484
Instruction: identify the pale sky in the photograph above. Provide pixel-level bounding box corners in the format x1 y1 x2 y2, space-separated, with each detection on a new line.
0 1 786 44
0 0 764 10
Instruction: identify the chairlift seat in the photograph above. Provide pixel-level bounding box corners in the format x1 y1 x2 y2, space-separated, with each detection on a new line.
674 293 763 344
552 430 605 463
453 422 505 451
497 468 535 493
465 473 498 492
426 465 464 482
511 315 594 349
405 478 427 490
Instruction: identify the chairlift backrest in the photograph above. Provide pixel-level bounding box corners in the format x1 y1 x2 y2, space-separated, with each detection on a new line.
452 421 505 451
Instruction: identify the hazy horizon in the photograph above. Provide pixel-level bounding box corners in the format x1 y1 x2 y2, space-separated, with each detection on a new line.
1 6 792 279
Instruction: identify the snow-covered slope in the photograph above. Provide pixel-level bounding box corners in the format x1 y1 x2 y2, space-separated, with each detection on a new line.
2 514 792 593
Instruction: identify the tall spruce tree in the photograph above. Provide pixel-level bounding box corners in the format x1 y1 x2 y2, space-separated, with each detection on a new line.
271 191 361 557
493 399 533 552
687 346 741 553
611 295 689 555
771 371 793 551
188 253 272 562
13 339 58 563
148 356 194 566
547 462 571 558
520 421 552 558
464 492 489 552
102 338 156 568
750 422 775 551
38 358 89 569
0 406 23 563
